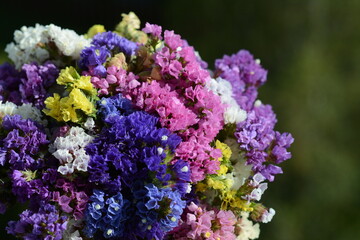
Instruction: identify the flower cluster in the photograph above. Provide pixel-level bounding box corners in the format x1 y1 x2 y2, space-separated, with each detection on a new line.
0 12 293 239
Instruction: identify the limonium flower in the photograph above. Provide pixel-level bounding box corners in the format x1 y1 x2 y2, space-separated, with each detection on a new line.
43 67 97 122
0 12 294 240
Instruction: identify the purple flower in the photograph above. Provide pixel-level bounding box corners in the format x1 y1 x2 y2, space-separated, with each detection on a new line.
215 50 267 110
20 62 59 108
0 63 23 104
84 190 129 239
92 31 138 56
235 104 293 181
6 203 67 240
0 62 59 108
79 46 110 77
142 22 163 40
1 115 48 170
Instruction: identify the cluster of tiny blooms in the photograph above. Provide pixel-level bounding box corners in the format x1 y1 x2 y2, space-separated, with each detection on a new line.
0 12 293 240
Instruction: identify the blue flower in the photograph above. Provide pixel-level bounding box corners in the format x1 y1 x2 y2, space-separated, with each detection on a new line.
84 190 129 239
92 31 138 56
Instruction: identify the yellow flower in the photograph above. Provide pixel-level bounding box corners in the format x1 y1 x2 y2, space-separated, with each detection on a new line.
69 88 95 115
57 67 80 86
43 93 62 121
86 24 106 39
43 89 95 123
215 140 232 161
57 67 97 96
217 165 228 175
207 177 225 190
196 182 207 192
115 12 147 44
59 96 78 122
73 76 96 95
220 190 253 212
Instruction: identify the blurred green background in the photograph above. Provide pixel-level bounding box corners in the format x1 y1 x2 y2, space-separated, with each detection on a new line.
1 0 360 239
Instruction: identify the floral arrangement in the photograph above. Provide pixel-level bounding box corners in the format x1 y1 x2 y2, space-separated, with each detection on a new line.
0 12 294 240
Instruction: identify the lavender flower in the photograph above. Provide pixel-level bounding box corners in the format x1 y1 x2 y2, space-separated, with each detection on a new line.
234 103 293 182
6 203 68 240
215 50 267 110
92 31 138 56
0 62 59 108
0 115 48 170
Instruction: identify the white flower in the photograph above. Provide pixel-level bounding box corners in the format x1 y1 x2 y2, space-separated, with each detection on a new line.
17 103 46 125
5 24 91 69
235 212 260 240
231 160 252 190
0 102 17 116
62 218 83 240
0 102 46 125
224 138 253 190
51 127 93 175
243 183 268 201
261 208 276 223
83 117 95 131
47 24 90 59
206 77 247 124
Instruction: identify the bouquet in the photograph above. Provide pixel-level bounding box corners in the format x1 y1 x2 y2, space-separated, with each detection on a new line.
0 12 294 240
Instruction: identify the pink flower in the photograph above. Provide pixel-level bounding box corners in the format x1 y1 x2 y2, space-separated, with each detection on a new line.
169 203 237 240
142 22 163 39
164 30 183 50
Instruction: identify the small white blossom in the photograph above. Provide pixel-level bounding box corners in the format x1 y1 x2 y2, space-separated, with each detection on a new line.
51 127 93 175
235 212 260 240
62 218 83 240
5 24 91 69
224 138 253 190
260 208 275 223
254 100 262 107
83 117 95 131
243 173 268 201
0 102 46 125
0 102 17 116
207 77 247 124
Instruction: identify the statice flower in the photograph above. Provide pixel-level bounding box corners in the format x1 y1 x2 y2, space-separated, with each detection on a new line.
83 190 130 239
97 93 134 120
61 218 83 240
235 103 293 181
0 63 23 104
207 77 247 124
0 62 59 109
20 62 59 108
0 13 294 240
215 50 267 111
242 173 268 202
86 102 182 192
142 22 163 40
79 46 110 77
234 212 260 240
51 127 94 175
11 169 50 203
0 114 48 170
250 204 276 223
169 202 237 240
52 177 90 220
79 31 138 77
90 66 140 96
6 203 68 240
135 184 186 239
5 24 91 69
92 31 138 56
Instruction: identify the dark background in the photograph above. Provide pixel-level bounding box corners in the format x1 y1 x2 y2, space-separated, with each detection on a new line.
1 0 360 239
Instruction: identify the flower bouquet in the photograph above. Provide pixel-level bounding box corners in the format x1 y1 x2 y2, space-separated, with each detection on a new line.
0 12 294 240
